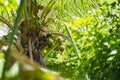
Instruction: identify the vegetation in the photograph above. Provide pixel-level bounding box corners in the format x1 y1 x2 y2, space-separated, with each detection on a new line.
0 0 120 80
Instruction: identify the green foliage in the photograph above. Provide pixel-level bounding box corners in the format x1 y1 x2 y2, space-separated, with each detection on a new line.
0 0 18 21
84 1 120 79
46 0 120 80
0 0 120 80
0 0 66 80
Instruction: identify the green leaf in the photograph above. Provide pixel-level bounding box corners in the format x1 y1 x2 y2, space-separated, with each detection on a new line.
5 62 19 78
0 59 5 78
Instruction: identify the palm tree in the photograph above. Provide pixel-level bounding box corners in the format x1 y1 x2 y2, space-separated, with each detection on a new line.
0 0 99 79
